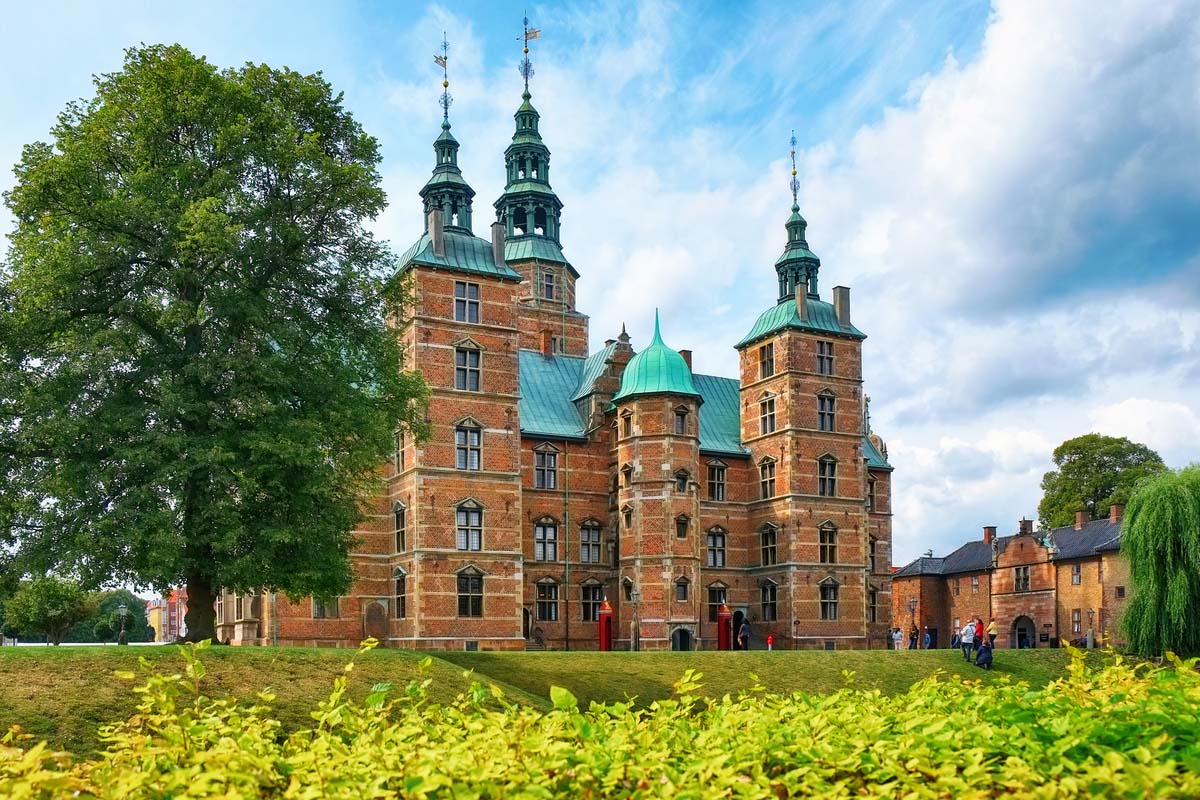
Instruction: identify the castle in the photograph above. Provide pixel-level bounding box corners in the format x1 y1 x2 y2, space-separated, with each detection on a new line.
214 56 895 651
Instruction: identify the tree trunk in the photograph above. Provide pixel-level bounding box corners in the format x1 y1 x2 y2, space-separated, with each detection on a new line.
184 574 218 643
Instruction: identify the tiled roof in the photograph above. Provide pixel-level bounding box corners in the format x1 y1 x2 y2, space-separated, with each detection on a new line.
1050 519 1123 559
941 540 999 573
397 229 521 281
862 436 893 470
894 557 946 577
692 374 749 457
736 296 866 349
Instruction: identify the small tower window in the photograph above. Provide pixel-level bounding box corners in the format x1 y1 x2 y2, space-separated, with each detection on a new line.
760 524 778 566
818 392 836 432
674 407 688 434
817 341 834 375
760 395 776 435
759 343 775 378
676 515 690 538
818 456 837 497
759 459 777 499
621 411 633 438
541 269 556 300
621 464 633 488
674 470 690 493
675 578 690 602
819 523 838 564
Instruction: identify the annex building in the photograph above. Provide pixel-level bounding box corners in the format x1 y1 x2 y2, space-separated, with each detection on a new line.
214 68 896 651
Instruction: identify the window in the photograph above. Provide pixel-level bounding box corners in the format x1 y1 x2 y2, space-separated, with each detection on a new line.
454 348 481 391
1071 563 1082 585
535 449 558 489
818 457 837 497
457 570 483 617
621 464 633 488
823 640 836 651
674 470 690 493
706 528 727 568
707 462 727 501
760 459 777 499
581 583 603 621
622 506 633 531
707 584 728 622
455 424 481 470
394 570 407 619
869 538 878 573
971 575 980 593
1116 585 1126 600
675 579 689 602
393 430 405 472
820 583 839 620
456 504 483 551
454 281 480 323
818 393 835 432
759 396 776 435
1072 608 1082 634
535 520 558 561
761 525 778 566
675 515 690 539
1014 565 1031 592
621 412 633 437
867 478 877 512
761 582 778 621
550 335 563 354
580 523 602 563
817 340 834 375
313 597 339 619
541 270 556 300
868 588 878 623
759 343 775 378
674 408 688 434
953 578 960 596
819 524 837 564
394 504 407 552
623 579 634 602
536 582 559 621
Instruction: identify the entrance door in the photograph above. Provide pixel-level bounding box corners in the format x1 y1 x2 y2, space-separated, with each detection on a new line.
363 601 388 641
523 608 531 640
671 628 692 651
1013 616 1035 649
732 610 746 650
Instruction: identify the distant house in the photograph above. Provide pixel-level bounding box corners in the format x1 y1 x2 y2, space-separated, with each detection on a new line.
146 588 188 642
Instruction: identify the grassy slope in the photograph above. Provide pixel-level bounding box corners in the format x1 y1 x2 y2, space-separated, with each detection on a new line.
442 648 1080 708
0 645 548 756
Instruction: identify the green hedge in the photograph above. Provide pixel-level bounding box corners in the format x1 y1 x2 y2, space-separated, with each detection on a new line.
3 641 1199 798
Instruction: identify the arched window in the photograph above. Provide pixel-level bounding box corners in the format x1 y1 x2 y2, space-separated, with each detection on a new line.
457 567 484 617
513 207 527 235
818 455 837 497
534 207 547 236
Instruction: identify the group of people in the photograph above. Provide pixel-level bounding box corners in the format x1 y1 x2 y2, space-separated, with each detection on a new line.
890 618 999 670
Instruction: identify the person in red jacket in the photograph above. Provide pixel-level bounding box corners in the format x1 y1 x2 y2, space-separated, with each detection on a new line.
973 618 985 658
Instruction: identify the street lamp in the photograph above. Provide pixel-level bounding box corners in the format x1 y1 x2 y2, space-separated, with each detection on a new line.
908 597 917 622
1087 607 1095 650
117 603 129 646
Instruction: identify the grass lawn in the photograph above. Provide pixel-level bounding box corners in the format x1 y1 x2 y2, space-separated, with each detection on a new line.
0 644 548 756
442 647 1084 708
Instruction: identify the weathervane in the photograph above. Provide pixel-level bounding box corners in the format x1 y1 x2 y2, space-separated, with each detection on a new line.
520 14 540 91
434 32 451 122
789 129 800 208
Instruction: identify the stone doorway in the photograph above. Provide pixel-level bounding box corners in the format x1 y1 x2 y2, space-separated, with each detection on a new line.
670 627 692 651
363 601 387 641
1013 615 1036 649
732 610 746 650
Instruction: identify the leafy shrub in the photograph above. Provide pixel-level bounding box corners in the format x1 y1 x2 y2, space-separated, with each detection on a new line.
3 641 1199 798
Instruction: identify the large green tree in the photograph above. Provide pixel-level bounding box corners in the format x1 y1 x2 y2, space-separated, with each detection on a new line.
1037 434 1167 528
64 589 154 643
3 577 95 645
1121 466 1200 657
0 45 427 642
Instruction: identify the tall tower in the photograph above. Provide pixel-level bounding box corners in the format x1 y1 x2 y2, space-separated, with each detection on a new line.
495 17 589 356
612 313 704 650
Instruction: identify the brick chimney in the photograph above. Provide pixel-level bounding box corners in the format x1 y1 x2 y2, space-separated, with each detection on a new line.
540 329 553 356
1018 518 1033 536
833 286 851 328
1109 503 1125 523
1074 510 1089 530
491 220 505 268
983 525 997 544
428 209 445 257
679 349 693 370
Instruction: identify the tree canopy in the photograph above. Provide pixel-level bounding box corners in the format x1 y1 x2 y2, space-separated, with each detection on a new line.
0 44 427 641
3 577 95 645
65 589 155 643
1121 466 1200 657
1037 433 1167 528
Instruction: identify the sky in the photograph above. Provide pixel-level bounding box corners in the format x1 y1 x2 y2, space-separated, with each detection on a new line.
2 0 1198 565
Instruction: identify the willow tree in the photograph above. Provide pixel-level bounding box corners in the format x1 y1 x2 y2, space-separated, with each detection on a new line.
1121 466 1200 657
0 45 427 642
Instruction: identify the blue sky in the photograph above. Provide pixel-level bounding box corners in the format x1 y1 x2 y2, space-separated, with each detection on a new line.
3 1 1198 564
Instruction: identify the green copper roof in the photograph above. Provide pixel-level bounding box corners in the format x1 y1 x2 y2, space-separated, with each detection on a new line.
736 296 865 348
397 229 520 281
613 312 702 404
519 349 744 454
504 236 579 276
862 436 893 470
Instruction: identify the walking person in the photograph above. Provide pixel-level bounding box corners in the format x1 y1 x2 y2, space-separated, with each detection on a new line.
960 620 976 661
908 624 919 650
987 618 998 648
738 620 751 651
892 627 903 651
973 618 984 659
922 626 931 650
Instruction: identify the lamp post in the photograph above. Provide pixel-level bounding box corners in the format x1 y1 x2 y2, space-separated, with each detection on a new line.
1087 607 1095 650
908 597 917 623
117 603 129 646
629 589 641 652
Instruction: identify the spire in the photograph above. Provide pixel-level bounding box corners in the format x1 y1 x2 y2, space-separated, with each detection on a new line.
774 130 820 304
651 309 664 346
520 14 539 94
420 33 476 233
612 310 702 404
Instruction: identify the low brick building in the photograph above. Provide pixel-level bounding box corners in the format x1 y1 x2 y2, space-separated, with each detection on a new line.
215 68 896 651
892 506 1127 649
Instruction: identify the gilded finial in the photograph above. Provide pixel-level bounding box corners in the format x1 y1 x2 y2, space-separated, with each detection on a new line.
435 33 451 125
789 130 799 210
520 13 540 93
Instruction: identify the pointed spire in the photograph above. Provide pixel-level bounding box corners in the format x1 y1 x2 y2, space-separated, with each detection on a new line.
420 33 475 232
651 309 664 345
773 130 820 304
520 14 540 94
789 129 800 211
437 32 452 126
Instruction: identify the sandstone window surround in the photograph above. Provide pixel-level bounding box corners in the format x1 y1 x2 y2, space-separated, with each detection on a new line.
674 470 690 493
675 577 690 602
867 477 877 511
621 504 634 532
818 391 836 432
393 568 407 619
394 502 407 552
817 340 834 375
707 583 728 622
534 443 559 489
580 521 602 563
674 405 689 435
707 461 727 501
819 579 839 621
312 597 339 619
819 523 838 565
621 410 633 438
456 500 484 551
1014 565 1031 592
541 269 556 300
455 421 482 471
818 455 837 497
535 518 559 561
706 527 727 568
759 457 777 499
760 523 779 566
759 342 775 379
536 580 559 621
454 280 480 323
759 394 777 435
621 463 633 488
581 581 603 621
760 580 778 621
456 567 484 617
675 514 690 539
868 586 879 623
454 345 481 392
